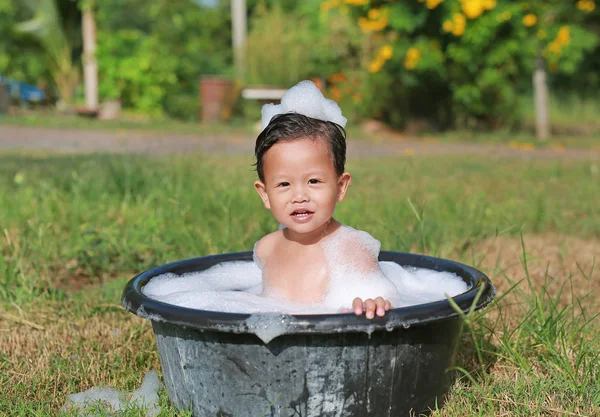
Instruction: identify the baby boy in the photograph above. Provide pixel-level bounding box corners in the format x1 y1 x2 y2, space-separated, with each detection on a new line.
252 81 398 318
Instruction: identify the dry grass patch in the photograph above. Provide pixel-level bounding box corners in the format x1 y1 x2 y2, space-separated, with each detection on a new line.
471 233 599 316
0 302 158 412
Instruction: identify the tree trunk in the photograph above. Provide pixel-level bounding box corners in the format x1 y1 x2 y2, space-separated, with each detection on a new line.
533 55 550 140
82 6 98 111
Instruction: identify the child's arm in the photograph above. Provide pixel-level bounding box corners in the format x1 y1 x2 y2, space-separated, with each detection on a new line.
325 228 396 318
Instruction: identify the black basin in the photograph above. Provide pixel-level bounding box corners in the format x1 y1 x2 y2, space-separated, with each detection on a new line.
122 251 495 417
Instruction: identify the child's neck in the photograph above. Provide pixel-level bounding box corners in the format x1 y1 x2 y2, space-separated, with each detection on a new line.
283 218 340 246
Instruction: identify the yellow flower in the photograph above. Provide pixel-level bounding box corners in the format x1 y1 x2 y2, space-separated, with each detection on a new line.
453 13 466 26
443 20 454 32
577 0 596 12
378 44 393 60
368 57 384 73
368 8 380 19
453 24 465 36
404 47 421 70
426 0 444 9
359 7 389 33
482 0 496 10
344 0 368 5
523 13 537 27
451 13 466 36
320 0 341 12
461 0 485 19
548 41 562 55
556 26 570 45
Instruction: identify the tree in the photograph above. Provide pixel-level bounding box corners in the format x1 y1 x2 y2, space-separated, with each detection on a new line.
16 0 79 107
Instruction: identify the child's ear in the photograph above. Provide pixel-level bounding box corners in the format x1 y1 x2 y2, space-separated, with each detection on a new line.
254 181 271 209
336 172 352 202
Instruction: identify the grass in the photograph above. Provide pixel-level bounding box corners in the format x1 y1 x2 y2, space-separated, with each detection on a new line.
0 152 598 416
429 94 600 151
0 111 256 136
520 93 600 129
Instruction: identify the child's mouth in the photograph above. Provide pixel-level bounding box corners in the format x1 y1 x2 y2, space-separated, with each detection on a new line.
291 210 314 222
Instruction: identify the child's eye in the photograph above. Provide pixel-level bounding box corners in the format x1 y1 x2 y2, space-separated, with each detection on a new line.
277 182 290 187
308 179 320 184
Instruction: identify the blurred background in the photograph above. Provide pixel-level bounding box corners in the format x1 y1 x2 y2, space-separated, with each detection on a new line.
0 0 598 142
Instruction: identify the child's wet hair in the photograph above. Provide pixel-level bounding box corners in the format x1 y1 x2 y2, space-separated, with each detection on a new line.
254 112 347 182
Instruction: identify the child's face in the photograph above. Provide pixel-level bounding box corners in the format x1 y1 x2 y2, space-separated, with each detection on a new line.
254 137 351 236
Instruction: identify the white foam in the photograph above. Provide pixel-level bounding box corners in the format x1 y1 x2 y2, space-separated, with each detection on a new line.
142 259 468 315
322 226 401 309
130 371 162 417
261 80 348 129
62 370 162 416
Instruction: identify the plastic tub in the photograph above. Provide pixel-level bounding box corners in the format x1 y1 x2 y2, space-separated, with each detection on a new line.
122 251 495 417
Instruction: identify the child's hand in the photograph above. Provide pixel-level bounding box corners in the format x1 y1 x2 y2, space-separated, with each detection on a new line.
352 297 391 319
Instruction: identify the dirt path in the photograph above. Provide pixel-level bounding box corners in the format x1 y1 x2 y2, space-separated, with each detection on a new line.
1 125 598 159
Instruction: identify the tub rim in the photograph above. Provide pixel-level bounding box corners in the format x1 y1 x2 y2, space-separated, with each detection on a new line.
121 250 495 335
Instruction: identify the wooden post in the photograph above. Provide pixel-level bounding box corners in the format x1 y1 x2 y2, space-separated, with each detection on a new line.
231 0 247 80
533 55 550 140
82 6 98 111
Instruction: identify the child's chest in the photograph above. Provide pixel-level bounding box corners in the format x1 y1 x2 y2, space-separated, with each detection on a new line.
262 244 328 303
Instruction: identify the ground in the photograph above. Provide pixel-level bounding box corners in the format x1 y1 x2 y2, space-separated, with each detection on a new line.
1 124 599 159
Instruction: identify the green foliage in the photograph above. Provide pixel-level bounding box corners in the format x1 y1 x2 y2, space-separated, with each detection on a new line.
1 0 599 124
0 1 51 92
96 29 177 113
96 0 232 118
344 0 599 128
245 4 316 86
15 0 79 105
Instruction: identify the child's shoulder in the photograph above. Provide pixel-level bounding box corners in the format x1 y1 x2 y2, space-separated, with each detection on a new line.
253 230 283 263
327 225 381 256
323 225 382 273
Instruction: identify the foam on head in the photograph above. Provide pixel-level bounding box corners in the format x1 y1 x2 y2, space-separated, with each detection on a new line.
261 80 348 130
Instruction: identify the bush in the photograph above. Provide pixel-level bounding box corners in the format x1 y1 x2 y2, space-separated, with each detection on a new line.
96 0 232 117
341 0 599 129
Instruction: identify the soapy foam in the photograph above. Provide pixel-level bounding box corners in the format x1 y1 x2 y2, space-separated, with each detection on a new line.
142 262 468 314
261 80 347 129
62 370 162 417
143 227 468 314
322 226 401 309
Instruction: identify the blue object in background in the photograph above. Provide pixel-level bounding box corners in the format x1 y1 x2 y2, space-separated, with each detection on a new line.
0 75 46 103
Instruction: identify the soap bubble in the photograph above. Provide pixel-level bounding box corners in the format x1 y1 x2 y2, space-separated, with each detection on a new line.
261 80 348 130
142 227 468 315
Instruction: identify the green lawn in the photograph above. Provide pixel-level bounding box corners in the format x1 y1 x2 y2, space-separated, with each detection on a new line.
1 152 598 416
0 112 256 136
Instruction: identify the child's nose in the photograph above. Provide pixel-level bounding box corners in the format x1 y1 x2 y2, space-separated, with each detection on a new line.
291 185 309 203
